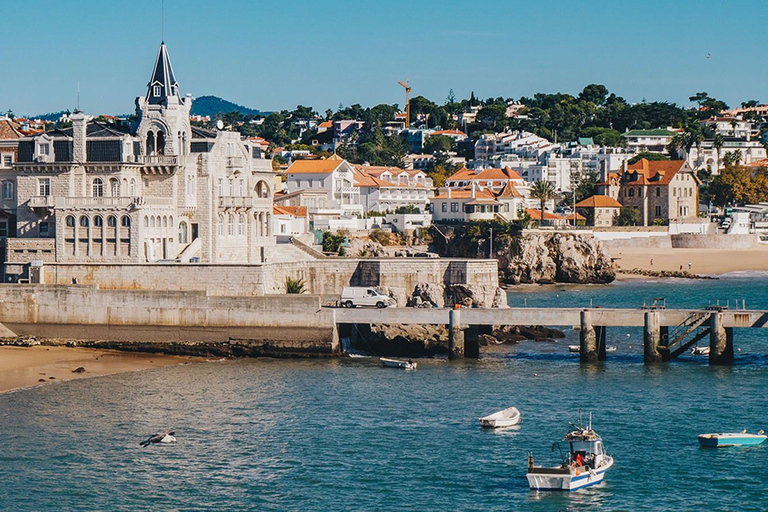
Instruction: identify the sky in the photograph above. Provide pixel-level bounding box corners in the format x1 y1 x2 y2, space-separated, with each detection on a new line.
1 0 767 117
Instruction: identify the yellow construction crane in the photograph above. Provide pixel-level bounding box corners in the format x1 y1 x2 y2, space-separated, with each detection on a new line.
398 80 411 127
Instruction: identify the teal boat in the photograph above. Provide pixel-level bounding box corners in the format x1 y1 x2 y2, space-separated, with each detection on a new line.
698 431 766 447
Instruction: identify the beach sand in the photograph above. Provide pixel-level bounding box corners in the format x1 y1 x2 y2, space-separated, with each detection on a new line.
613 246 768 277
0 346 200 394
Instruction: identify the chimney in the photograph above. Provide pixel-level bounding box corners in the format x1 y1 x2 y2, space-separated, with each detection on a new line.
447 187 451 199
471 181 476 199
71 112 87 163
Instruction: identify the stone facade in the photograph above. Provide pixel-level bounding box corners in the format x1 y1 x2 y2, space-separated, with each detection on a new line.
5 43 274 279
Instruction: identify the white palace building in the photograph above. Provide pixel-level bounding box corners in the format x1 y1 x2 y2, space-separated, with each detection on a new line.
5 42 275 279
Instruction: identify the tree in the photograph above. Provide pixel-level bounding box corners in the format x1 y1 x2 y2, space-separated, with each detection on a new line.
530 181 558 226
285 277 306 294
741 100 760 108
616 207 641 226
708 166 768 206
322 231 348 254
628 152 669 164
475 104 508 129
713 133 725 171
578 84 609 106
423 134 453 154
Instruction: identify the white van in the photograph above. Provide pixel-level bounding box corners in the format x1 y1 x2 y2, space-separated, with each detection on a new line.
340 287 396 308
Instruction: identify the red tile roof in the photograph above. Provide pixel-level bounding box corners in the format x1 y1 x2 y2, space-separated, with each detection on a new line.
575 195 623 208
624 159 688 185
286 159 344 174
526 208 585 221
273 205 308 217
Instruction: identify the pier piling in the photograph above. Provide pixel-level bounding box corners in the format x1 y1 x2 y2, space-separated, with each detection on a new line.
644 311 663 363
448 309 464 359
580 310 598 363
708 312 734 365
465 325 480 359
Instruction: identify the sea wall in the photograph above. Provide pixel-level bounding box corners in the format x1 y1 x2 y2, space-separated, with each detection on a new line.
670 234 758 249
31 258 499 303
0 284 338 356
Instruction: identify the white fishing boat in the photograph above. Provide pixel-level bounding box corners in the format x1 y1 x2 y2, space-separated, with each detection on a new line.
380 357 417 370
527 412 613 491
698 430 766 447
691 346 710 356
568 345 617 353
479 406 521 428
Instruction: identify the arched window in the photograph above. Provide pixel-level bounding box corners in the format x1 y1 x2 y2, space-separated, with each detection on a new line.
228 215 234 236
79 216 89 228
2 181 13 200
121 216 131 227
144 216 149 228
162 216 168 228
107 215 117 228
156 132 165 155
94 216 103 227
92 178 104 197
255 181 269 198
110 178 119 197
217 216 224 236
146 132 155 155
130 179 136 196
238 214 245 235
66 215 75 227
179 221 188 244
150 216 156 228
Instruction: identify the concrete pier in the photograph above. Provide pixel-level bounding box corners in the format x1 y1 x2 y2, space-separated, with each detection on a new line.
595 326 607 361
580 310 598 363
448 309 464 359
644 311 663 363
465 325 480 359
709 312 734 365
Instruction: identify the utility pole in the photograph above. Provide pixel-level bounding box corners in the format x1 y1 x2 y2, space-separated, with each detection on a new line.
489 227 493 258
570 160 581 228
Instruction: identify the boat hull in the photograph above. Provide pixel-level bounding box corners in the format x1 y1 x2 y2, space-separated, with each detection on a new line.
479 407 520 428
380 358 416 370
527 457 613 491
698 434 767 447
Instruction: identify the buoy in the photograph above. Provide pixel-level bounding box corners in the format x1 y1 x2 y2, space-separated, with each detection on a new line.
626 333 631 337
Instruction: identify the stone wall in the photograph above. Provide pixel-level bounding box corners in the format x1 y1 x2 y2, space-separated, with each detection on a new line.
670 233 758 249
32 258 498 299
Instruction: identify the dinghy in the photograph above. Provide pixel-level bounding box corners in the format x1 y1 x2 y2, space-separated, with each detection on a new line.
691 346 710 356
698 430 766 447
479 406 521 428
380 357 417 370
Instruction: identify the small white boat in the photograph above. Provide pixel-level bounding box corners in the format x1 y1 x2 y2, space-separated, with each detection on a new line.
480 406 521 428
527 412 613 491
691 346 710 356
568 345 617 353
380 357 417 370
698 430 766 447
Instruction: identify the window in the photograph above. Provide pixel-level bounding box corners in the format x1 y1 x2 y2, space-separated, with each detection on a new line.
79 216 89 228
179 221 188 244
130 179 136 196
441 202 447 213
2 155 11 167
238 215 245 235
65 215 75 227
92 178 104 197
2 181 13 200
655 206 662 217
655 188 660 197
121 216 131 227
0 220 8 237
228 215 234 235
111 179 120 197
38 178 50 196
451 202 458 212
94 216 103 227
107 216 117 228
153 85 161 97
217 217 223 236
628 188 635 197
238 179 244 196
39 143 50 156
217 178 223 196
39 222 49 237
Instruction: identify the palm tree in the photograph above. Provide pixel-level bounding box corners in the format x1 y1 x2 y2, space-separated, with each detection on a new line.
530 180 558 227
285 277 306 294
713 133 725 172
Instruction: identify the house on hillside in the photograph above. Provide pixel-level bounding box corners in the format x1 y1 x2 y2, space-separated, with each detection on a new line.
597 159 699 226
429 181 526 222
574 195 623 226
621 128 677 153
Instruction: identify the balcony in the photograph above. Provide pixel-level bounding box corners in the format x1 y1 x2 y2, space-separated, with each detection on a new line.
218 196 272 210
227 156 244 168
139 155 178 165
29 195 55 209
29 196 175 210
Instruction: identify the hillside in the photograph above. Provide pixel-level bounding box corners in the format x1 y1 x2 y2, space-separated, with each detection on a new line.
191 96 262 117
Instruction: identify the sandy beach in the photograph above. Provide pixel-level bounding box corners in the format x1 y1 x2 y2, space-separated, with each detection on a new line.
613 246 768 278
0 346 201 394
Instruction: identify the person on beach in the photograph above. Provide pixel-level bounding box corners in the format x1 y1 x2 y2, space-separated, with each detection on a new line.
688 261 692 271
650 258 654 266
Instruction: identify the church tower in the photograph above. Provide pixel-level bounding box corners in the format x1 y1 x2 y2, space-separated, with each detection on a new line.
135 42 191 157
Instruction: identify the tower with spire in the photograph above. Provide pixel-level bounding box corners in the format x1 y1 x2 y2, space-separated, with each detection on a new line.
135 42 191 157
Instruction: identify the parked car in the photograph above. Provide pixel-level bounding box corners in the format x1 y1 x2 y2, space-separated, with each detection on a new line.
340 287 396 308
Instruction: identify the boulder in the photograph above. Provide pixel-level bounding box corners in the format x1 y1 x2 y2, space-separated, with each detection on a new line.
408 282 445 308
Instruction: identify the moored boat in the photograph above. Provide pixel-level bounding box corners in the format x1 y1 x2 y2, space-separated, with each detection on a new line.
380 357 417 370
568 345 617 353
479 406 521 428
698 430 766 447
526 412 613 491
691 346 710 356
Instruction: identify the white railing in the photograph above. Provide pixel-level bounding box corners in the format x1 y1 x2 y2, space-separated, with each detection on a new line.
34 196 175 209
219 196 272 209
139 155 179 165
29 195 55 208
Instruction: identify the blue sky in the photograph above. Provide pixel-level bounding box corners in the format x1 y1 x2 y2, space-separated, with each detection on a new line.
2 0 767 116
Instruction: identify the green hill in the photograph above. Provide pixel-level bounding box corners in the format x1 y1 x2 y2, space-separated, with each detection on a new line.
191 96 262 117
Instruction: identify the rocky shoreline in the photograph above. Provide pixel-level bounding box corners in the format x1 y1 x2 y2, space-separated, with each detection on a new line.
619 268 719 280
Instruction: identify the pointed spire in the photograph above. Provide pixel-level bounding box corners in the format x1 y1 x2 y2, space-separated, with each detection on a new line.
146 42 179 105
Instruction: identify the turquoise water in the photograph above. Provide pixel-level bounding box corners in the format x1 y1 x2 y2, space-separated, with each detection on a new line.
2 275 768 511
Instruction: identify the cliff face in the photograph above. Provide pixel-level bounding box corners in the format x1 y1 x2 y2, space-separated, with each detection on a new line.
498 233 615 284
431 226 615 285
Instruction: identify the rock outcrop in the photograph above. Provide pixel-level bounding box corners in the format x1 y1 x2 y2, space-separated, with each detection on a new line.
406 282 507 308
498 233 615 285
346 238 386 258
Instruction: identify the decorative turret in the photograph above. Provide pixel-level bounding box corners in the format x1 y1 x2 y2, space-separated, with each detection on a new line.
135 42 191 157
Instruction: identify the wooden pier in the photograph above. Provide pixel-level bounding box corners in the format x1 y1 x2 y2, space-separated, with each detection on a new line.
332 306 768 365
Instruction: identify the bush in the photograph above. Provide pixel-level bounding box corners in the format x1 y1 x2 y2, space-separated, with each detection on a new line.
285 277 306 294
322 231 348 254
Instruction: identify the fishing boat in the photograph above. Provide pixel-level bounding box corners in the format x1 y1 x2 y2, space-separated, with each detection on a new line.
526 412 613 491
479 406 521 428
691 346 710 356
698 430 766 447
380 357 417 370
568 345 617 353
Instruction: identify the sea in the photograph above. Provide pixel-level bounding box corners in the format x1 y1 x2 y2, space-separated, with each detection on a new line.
2 273 768 511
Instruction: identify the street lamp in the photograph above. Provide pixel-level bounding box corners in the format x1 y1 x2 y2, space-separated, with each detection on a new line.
569 160 581 228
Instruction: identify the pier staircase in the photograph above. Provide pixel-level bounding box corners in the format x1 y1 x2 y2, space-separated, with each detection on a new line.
659 312 711 360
